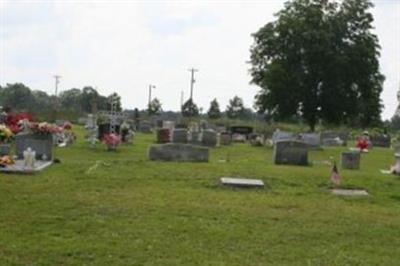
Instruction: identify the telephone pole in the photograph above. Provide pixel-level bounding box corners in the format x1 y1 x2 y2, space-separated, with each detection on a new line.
188 68 198 100
54 75 61 96
148 84 156 107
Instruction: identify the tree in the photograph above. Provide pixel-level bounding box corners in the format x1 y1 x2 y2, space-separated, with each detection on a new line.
148 98 162 115
207 98 222 119
59 88 82 112
226 96 245 119
250 0 384 130
0 83 35 111
181 99 199 117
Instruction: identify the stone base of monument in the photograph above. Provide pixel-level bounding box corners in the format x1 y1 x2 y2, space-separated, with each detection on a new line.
0 160 53 174
220 177 264 188
331 189 369 196
148 143 209 162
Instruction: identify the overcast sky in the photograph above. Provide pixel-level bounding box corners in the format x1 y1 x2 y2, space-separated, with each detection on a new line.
1 0 399 119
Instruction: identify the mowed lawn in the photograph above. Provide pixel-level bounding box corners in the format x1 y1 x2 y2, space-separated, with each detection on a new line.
1 126 400 265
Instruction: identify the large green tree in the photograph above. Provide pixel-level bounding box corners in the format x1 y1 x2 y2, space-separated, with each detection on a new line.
226 96 246 119
148 98 162 115
250 0 384 130
181 99 199 117
207 98 222 119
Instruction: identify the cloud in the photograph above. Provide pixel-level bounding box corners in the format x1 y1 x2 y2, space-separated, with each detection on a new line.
1 0 399 119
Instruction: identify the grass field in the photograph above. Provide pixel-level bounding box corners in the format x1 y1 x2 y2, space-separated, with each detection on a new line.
1 126 400 265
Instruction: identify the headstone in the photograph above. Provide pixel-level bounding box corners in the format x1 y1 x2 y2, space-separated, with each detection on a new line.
370 135 391 148
299 133 321 149
272 130 295 143
0 144 11 156
220 177 264 188
232 133 247 142
156 128 170 143
139 121 152 133
201 129 218 147
148 143 209 162
331 189 368 196
172 129 188 144
273 140 308 166
189 131 201 145
163 121 175 131
321 131 348 146
341 151 360 169
15 133 53 161
220 132 232 145
230 126 253 139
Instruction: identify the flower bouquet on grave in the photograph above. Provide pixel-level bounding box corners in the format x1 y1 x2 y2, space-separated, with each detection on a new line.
103 133 121 151
28 122 63 136
0 124 14 144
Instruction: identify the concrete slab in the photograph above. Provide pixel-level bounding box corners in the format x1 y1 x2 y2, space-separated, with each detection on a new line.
220 177 264 188
331 189 369 196
0 160 53 174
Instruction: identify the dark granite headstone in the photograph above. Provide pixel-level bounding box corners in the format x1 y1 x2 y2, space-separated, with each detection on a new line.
15 133 53 161
156 128 170 143
0 144 11 156
370 135 391 148
201 129 218 147
230 126 253 139
341 151 360 169
172 129 188 144
148 143 209 162
273 140 308 166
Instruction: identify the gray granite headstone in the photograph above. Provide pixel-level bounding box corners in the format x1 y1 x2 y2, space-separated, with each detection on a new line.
148 143 209 162
201 129 218 147
370 135 391 148
189 131 201 145
299 133 321 149
172 129 188 144
272 130 295 143
139 121 152 133
220 177 264 188
341 151 360 169
0 144 11 156
15 133 53 161
220 132 232 145
321 131 348 146
273 140 308 166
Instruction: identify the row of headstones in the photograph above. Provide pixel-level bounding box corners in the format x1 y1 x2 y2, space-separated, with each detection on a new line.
272 130 392 148
157 128 224 147
273 140 361 168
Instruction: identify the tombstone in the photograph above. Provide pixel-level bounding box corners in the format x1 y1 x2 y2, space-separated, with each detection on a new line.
341 151 360 170
163 121 175 131
370 135 391 148
189 131 201 145
232 133 247 142
139 121 152 133
299 133 321 150
156 128 170 143
272 130 295 143
201 129 218 147
230 126 253 139
0 144 11 156
155 120 163 128
273 140 308 166
98 123 121 140
321 131 347 146
85 114 96 129
148 143 209 162
172 129 188 144
15 133 53 161
220 177 264 188
220 132 232 145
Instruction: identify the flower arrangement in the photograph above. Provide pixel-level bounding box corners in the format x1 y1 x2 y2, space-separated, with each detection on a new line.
28 122 63 135
62 121 72 130
5 112 33 134
103 133 121 150
356 137 369 151
0 124 14 143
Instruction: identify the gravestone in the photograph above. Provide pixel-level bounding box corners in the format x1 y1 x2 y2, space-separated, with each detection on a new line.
321 131 348 146
272 130 295 143
148 143 209 162
15 133 53 161
156 128 170 143
163 121 175 131
189 131 201 145
232 133 247 142
172 129 188 144
273 140 308 166
370 135 391 148
220 177 264 188
331 189 368 196
0 144 10 156
299 133 321 150
201 129 218 147
139 121 152 133
220 132 232 145
341 151 360 169
230 126 253 139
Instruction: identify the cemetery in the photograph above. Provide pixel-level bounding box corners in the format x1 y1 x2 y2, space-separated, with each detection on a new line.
1 0 400 264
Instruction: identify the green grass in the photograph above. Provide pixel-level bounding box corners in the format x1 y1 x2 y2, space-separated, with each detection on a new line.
1 126 400 265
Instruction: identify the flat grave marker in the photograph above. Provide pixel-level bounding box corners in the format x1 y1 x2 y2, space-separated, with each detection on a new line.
220 177 264 188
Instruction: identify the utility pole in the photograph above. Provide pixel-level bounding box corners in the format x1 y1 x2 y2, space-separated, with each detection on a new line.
180 91 184 108
188 68 198 100
54 75 61 96
148 84 156 107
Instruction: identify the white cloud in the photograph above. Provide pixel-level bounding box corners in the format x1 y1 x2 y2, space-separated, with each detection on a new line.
1 0 399 119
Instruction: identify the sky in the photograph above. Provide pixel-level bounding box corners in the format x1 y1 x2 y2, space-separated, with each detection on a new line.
0 0 399 119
